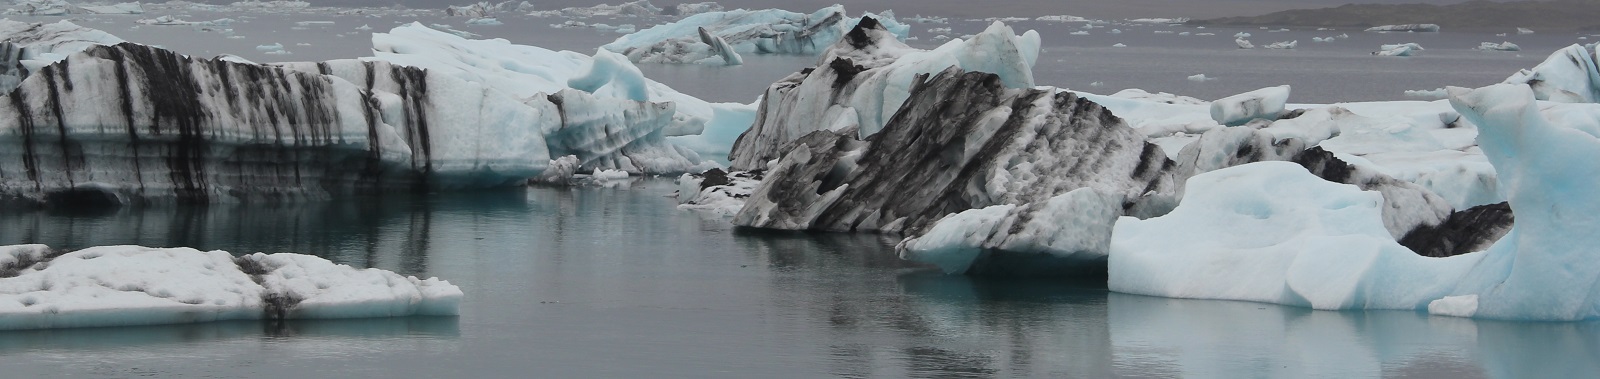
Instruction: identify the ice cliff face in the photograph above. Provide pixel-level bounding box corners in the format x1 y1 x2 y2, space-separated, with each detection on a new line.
0 42 547 204
603 5 911 65
727 18 1039 170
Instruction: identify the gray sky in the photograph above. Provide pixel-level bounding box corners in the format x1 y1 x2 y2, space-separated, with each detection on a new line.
307 0 1473 19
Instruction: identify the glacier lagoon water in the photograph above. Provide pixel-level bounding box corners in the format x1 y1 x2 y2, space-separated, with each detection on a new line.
4 7 1600 377
1 180 1599 377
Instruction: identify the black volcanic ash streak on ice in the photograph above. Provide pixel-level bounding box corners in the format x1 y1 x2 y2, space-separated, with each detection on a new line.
735 67 1178 236
1400 202 1514 258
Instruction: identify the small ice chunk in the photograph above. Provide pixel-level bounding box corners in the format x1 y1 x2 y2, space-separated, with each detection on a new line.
1210 85 1290 126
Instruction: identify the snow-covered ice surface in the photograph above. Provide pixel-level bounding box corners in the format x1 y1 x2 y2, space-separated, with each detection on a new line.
602 5 909 65
0 244 460 330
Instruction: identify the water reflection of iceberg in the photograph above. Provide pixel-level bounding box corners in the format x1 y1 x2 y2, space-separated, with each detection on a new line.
0 316 459 354
1108 293 1600 378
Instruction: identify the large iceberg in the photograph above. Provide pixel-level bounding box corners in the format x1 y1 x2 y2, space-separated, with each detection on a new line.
733 67 1177 275
0 244 460 330
0 21 752 204
363 22 754 163
726 18 1039 170
602 5 910 65
1111 83 1600 321
0 42 548 204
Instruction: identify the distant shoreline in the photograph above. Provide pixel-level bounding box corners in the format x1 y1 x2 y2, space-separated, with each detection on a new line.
1191 1 1600 32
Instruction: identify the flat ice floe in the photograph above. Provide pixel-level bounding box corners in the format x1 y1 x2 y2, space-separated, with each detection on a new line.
0 244 461 330
1111 83 1600 321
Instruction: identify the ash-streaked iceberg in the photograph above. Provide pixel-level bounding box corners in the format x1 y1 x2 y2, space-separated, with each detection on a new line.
0 42 549 204
0 244 461 330
602 5 909 65
734 67 1177 276
727 18 1039 170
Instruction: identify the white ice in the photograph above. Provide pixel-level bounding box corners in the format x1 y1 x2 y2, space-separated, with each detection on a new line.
0 244 461 330
1109 83 1600 321
1210 85 1291 126
603 5 909 65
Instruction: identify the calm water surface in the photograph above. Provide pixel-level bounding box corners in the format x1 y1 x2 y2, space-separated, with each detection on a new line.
0 181 1596 377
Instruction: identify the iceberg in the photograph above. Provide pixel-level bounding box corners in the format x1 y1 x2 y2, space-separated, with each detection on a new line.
0 42 549 204
1036 15 1091 23
671 2 722 16
1373 43 1423 57
0 20 754 204
228 0 310 8
1111 83 1600 321
1263 40 1297 49
675 168 760 217
0 20 125 92
1365 24 1440 33
727 18 1039 170
446 1 534 18
360 22 754 167
734 67 1178 275
135 15 234 27
697 26 742 65
527 0 663 18
1475 41 1520 51
1210 85 1291 126
602 5 909 65
1235 38 1253 49
0 244 460 330
1504 44 1600 103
